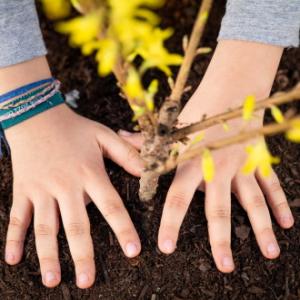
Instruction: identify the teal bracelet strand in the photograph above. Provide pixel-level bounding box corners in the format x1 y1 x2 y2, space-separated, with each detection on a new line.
1 91 65 129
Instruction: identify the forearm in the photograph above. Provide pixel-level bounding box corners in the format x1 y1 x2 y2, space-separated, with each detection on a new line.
180 40 283 121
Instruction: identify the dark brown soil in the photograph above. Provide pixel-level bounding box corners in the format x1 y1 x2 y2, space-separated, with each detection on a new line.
1 1 300 299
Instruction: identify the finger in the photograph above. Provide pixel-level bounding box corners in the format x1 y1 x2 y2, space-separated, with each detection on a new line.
118 130 143 150
205 178 234 273
58 194 95 289
158 160 202 254
256 170 294 228
5 197 32 265
232 175 280 259
85 168 141 258
99 129 144 177
34 197 61 288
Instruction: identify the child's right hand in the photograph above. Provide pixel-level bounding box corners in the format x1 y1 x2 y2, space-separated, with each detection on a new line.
4 103 143 288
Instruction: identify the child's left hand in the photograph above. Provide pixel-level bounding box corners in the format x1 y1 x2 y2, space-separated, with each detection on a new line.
120 97 294 273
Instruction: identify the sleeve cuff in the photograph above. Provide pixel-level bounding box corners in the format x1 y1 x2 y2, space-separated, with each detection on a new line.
218 0 300 48
0 0 47 68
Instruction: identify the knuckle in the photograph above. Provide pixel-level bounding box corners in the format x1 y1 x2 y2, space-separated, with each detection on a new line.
65 222 89 237
215 157 230 169
35 224 54 237
269 181 282 193
9 216 25 229
167 192 189 210
247 195 266 211
73 255 94 265
117 227 135 238
160 223 178 236
39 256 59 265
206 207 231 219
258 227 273 237
50 173 72 193
126 146 137 162
102 202 124 218
212 240 231 249
274 200 288 211
6 239 24 246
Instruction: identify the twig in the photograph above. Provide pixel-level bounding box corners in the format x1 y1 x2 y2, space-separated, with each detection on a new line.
170 0 213 103
157 117 300 173
171 84 300 141
157 0 214 134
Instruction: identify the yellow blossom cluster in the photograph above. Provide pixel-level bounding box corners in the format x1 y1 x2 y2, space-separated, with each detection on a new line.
41 0 182 77
41 0 183 120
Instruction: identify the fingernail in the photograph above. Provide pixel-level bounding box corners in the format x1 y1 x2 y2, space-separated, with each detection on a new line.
267 243 279 256
118 130 132 137
5 252 15 263
45 271 56 284
78 273 89 285
163 240 174 253
281 214 294 226
126 242 138 257
222 257 234 268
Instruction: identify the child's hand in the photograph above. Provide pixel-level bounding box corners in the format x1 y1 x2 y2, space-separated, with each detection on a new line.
120 104 294 273
153 112 294 273
4 103 143 288
119 40 295 273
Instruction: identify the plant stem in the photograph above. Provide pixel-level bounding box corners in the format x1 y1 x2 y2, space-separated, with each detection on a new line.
171 84 300 141
138 0 214 202
157 117 300 174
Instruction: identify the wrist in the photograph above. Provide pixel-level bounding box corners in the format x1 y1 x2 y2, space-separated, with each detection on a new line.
179 40 283 123
0 56 51 95
4 103 70 144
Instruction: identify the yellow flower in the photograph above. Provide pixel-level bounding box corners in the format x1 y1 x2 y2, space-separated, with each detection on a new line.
123 69 158 116
95 39 119 76
243 95 256 121
137 28 183 75
270 105 284 123
145 80 158 111
222 122 230 132
130 104 146 120
123 68 145 100
190 132 205 146
285 119 300 142
40 0 71 20
202 149 215 182
55 10 103 46
242 140 280 177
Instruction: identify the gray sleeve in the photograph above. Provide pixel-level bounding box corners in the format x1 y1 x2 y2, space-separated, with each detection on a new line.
218 0 300 47
0 0 47 68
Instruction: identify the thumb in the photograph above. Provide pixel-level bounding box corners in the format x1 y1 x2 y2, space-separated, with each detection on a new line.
99 129 144 177
118 130 144 150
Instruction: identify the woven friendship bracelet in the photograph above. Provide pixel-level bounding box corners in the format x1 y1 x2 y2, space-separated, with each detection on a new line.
0 78 65 149
0 80 61 122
